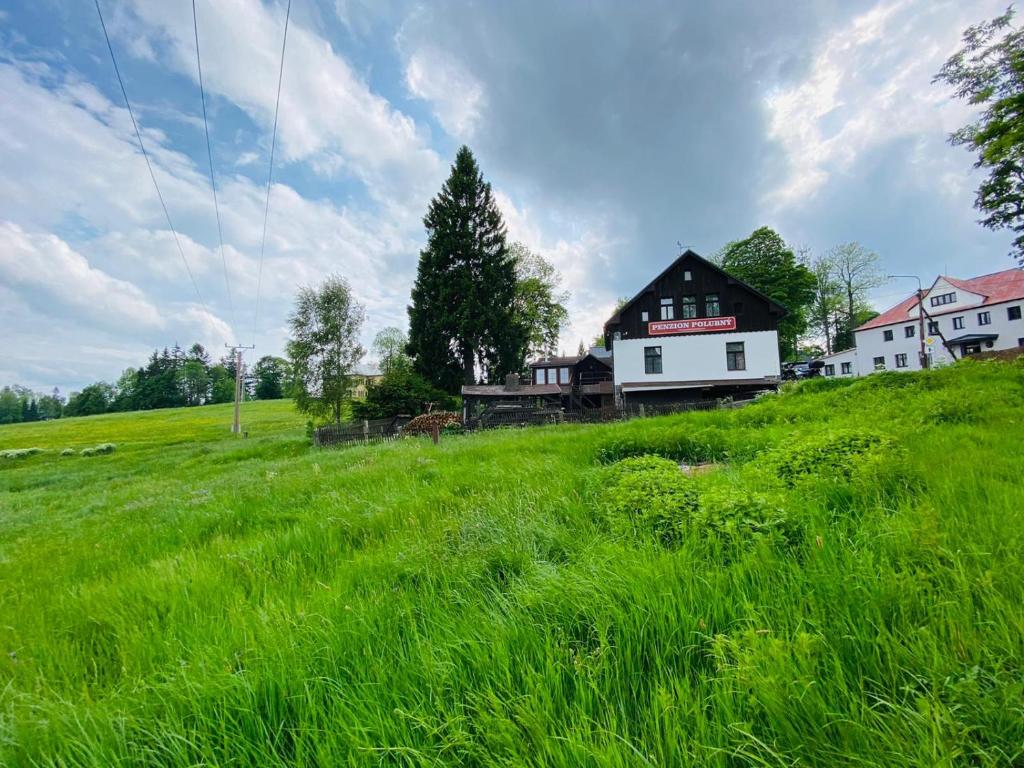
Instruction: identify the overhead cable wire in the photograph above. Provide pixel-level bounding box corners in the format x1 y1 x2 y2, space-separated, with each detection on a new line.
93 0 210 316
192 0 236 336
252 0 292 348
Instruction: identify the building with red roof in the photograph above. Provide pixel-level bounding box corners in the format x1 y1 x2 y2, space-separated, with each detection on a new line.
819 267 1024 378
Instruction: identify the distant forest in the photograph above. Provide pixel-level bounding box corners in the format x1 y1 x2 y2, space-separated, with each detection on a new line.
0 344 290 424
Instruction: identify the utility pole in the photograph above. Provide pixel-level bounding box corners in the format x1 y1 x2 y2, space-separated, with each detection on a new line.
225 343 255 434
888 275 927 369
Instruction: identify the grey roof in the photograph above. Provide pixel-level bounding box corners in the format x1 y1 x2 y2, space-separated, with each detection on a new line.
945 333 998 344
529 355 582 368
461 383 562 396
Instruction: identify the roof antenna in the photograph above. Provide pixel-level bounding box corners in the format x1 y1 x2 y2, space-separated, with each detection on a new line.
677 241 684 256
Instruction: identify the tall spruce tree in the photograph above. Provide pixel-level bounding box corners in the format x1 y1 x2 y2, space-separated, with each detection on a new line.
408 146 526 391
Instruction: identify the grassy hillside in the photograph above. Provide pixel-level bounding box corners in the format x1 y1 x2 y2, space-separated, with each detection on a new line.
1 362 1022 766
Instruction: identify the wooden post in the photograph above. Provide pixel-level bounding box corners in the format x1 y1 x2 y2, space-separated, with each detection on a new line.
363 419 369 444
639 403 646 419
431 424 440 445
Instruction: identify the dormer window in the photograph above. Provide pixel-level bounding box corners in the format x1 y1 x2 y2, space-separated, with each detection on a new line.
930 291 957 307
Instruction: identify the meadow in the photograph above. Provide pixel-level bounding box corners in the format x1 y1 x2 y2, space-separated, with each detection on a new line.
0 359 1022 766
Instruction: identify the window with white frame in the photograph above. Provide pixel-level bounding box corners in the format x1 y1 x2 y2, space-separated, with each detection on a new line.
683 270 692 281
644 346 663 374
641 311 649 322
659 297 674 320
705 293 721 317
681 295 696 319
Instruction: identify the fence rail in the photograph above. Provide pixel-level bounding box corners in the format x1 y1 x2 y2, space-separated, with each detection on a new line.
315 398 734 449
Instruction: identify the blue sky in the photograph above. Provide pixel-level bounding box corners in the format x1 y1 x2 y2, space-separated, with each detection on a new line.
0 0 1013 393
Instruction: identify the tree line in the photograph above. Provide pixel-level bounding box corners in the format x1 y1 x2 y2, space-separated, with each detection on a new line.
1 346 291 423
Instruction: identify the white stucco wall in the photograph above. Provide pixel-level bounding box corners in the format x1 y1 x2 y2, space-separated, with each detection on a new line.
820 347 859 377
612 330 780 387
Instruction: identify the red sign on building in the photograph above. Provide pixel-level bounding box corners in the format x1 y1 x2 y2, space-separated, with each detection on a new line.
647 316 737 335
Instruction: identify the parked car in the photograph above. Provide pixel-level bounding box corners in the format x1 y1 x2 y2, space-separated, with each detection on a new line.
781 360 823 381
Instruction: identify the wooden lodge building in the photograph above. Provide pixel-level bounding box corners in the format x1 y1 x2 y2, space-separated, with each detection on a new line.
603 249 786 404
460 249 786 415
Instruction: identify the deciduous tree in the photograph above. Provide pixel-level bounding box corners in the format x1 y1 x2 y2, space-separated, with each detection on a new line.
936 9 1024 263
511 242 569 359
287 275 365 424
717 227 816 360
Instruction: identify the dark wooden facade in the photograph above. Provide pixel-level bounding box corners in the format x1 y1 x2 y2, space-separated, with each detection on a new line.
603 250 786 346
528 353 614 409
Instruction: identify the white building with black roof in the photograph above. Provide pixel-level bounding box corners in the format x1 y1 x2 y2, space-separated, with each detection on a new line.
603 250 786 404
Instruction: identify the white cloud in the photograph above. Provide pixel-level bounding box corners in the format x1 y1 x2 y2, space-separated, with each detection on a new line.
497 192 622 354
404 47 485 139
762 0 1003 210
119 0 445 209
0 221 164 330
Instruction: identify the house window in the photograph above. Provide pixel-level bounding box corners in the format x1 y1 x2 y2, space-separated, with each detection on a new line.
873 356 885 370
641 311 649 322
841 362 852 375
953 316 965 330
683 270 692 281
681 295 697 319
895 353 908 368
734 301 744 315
978 311 992 326
883 329 893 341
659 297 674 320
824 364 835 376
705 293 721 317
905 325 915 338
726 342 746 371
1009 305 1022 321
559 367 570 384
930 291 956 307
1019 338 1024 347
545 368 555 384
927 320 939 335
644 346 663 374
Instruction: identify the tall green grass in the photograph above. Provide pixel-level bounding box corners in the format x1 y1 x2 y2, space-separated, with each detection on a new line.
0 361 1022 766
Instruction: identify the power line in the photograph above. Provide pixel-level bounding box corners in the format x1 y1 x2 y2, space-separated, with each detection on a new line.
252 0 292 347
192 0 236 334
93 0 209 316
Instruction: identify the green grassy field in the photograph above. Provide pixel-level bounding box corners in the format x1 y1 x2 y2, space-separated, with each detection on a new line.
1 361 1022 767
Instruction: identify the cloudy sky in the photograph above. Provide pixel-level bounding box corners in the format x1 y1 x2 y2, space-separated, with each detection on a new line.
0 0 1012 393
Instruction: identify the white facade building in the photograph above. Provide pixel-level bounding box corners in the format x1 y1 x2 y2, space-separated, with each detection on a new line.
613 331 781 394
821 268 1024 378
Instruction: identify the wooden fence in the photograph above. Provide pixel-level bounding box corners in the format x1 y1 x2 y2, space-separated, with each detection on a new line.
313 416 411 448
314 398 734 449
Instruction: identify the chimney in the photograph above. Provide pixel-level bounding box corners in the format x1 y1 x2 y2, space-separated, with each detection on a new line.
505 373 520 391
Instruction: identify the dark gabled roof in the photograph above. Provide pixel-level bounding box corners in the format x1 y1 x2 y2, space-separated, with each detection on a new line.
603 249 789 330
529 355 582 368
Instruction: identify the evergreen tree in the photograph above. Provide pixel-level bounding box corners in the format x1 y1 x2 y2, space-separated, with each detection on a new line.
408 146 527 391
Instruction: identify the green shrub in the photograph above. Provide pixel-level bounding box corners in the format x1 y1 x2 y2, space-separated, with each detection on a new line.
758 430 893 487
596 425 766 465
0 447 43 460
60 448 76 457
602 455 699 546
693 485 801 547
